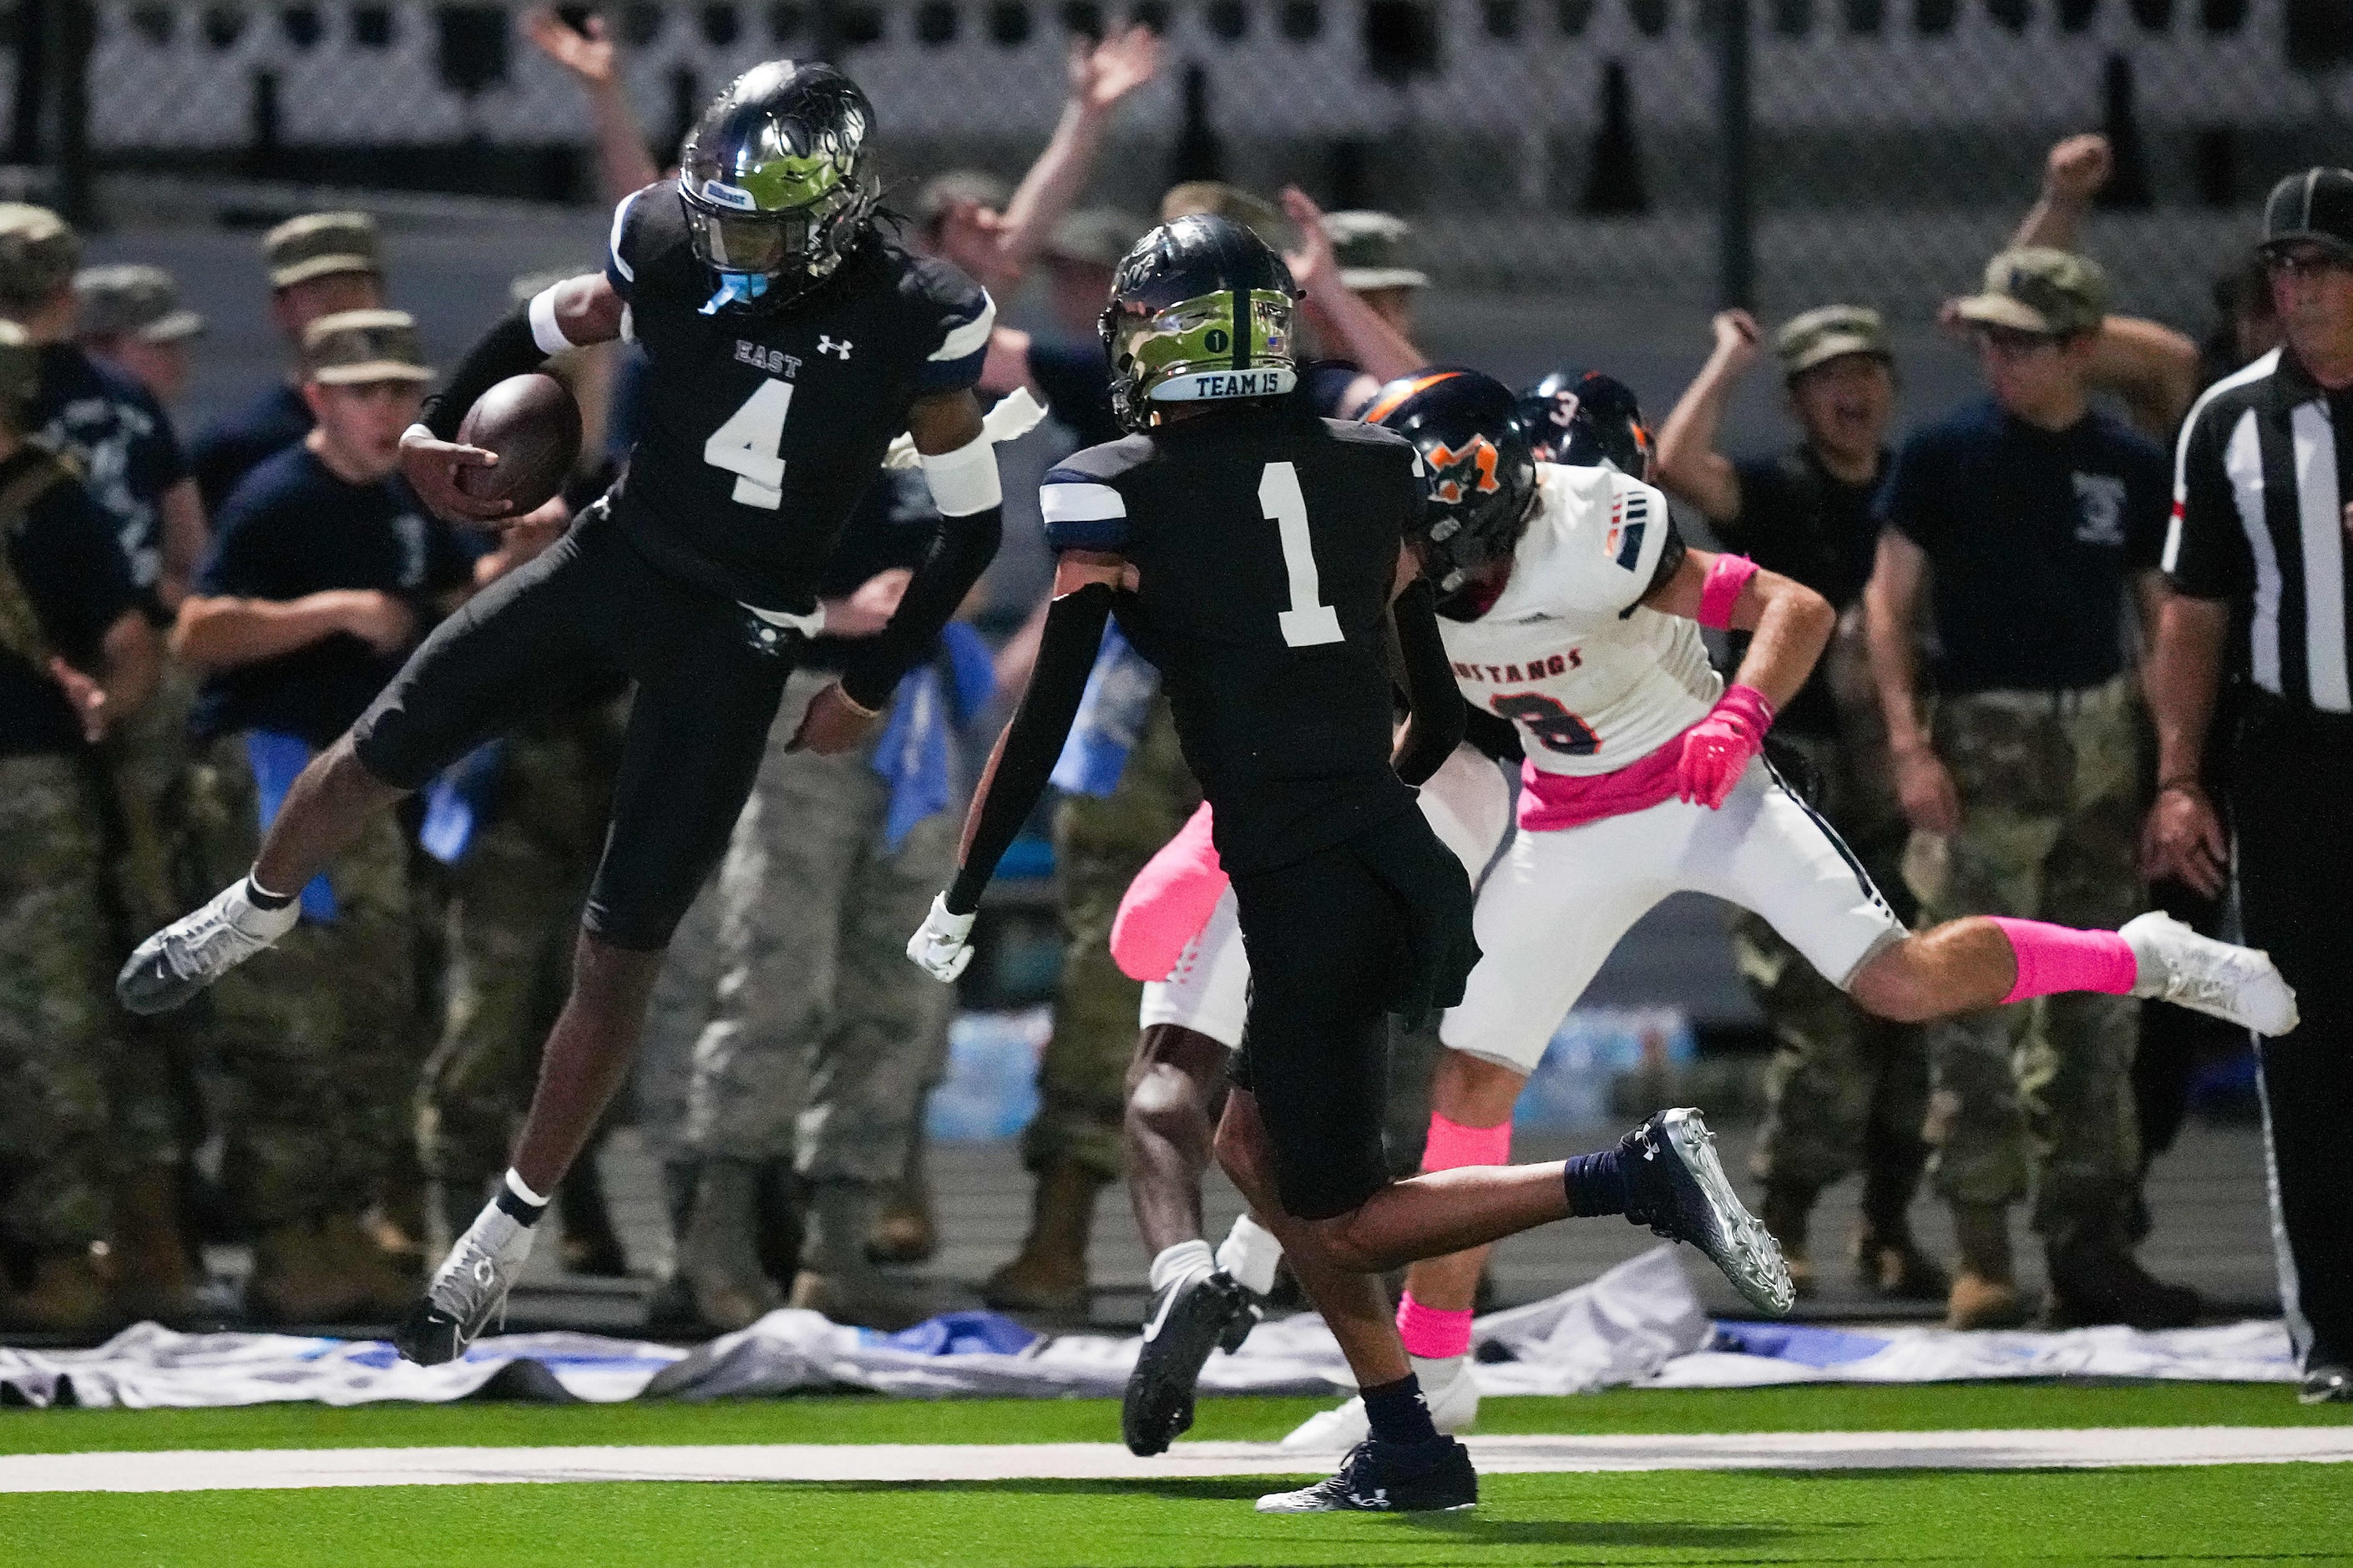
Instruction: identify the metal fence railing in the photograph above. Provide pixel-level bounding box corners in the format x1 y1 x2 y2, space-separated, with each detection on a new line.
9 1 2352 316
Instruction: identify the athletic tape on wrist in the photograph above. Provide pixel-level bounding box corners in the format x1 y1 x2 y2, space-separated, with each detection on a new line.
503 1167 551 1211
1422 1110 1511 1171
528 286 571 357
1698 553 1758 630
920 434 1003 518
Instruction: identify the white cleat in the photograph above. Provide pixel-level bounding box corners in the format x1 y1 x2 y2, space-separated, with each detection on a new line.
1279 1358 1481 1451
395 1201 535 1366
115 878 299 1015
2122 912 2299 1037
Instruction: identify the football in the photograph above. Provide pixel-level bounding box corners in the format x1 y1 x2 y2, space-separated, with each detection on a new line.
454 372 581 513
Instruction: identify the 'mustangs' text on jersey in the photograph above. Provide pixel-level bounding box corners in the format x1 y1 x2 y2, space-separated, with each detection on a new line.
1040 407 1424 876
604 180 990 610
1440 462 1715 775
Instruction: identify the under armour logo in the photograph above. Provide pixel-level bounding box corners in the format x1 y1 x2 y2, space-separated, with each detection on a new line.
817 336 853 360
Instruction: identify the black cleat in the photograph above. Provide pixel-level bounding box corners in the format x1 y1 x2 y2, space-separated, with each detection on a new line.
1256 1436 1479 1514
1122 1269 1254 1456
1622 1108 1796 1316
2300 1364 2351 1405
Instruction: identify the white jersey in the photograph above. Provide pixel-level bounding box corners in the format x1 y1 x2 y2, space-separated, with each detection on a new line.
1440 463 1719 776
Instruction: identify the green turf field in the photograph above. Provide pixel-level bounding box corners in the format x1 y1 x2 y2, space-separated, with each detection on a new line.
1 1380 2344 1454
3 1386 2346 1567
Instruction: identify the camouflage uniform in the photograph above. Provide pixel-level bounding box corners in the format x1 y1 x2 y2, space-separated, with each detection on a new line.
684 669 959 1185
1911 676 2143 1251
1746 630 1930 1206
0 754 119 1255
416 702 623 1215
100 660 203 1182
1026 694 1198 1181
184 734 422 1230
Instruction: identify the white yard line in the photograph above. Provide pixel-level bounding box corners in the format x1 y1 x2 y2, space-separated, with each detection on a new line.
1 1427 2347 1493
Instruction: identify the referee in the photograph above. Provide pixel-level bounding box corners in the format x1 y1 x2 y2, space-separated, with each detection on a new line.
2148 167 2353 1405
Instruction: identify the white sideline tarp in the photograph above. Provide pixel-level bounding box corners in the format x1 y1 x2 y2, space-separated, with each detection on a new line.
0 1247 2295 1411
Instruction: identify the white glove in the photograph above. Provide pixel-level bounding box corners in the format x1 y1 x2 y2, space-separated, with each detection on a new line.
907 893 978 982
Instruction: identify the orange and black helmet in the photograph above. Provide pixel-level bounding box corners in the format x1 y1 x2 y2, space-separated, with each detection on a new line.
1365 367 1538 596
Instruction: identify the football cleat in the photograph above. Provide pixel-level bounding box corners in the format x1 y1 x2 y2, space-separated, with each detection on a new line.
1622 1108 1796 1317
1256 1436 1479 1514
1122 1268 1255 1456
1279 1358 1481 1451
116 878 299 1015
2121 912 2298 1037
393 1203 534 1366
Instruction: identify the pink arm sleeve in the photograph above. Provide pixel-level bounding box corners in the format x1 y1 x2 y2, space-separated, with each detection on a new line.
1698 553 1759 630
1108 802 1230 982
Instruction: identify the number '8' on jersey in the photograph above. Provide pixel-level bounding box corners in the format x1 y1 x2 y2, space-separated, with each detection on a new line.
1040 407 1428 875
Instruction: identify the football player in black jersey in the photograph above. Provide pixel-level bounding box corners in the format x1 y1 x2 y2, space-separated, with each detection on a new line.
114 62 1007 1363
904 217 1768 1515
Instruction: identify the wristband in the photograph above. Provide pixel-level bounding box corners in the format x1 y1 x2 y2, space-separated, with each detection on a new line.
833 685 883 720
2157 777 2207 801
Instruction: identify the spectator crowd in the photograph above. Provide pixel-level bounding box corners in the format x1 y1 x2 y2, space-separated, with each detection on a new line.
0 9 2343 1404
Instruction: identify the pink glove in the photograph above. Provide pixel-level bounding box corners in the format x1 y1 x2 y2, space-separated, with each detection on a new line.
1109 802 1230 981
1676 685 1774 811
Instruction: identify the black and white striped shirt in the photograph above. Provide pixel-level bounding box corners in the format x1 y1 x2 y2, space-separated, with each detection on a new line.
2167 346 2353 713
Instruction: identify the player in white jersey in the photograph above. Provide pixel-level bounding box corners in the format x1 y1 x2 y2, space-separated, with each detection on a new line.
1125 366 2299 1451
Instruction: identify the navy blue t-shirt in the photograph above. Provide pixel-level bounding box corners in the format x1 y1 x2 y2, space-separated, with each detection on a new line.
190 382 313 518
192 445 473 748
1875 397 2167 694
29 344 190 604
0 448 141 757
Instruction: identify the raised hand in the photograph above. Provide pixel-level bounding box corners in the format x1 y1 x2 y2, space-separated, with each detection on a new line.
1071 23 1162 114
521 7 619 86
2044 133 2113 208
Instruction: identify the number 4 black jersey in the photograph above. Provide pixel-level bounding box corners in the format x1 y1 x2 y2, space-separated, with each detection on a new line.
1041 404 1426 875
604 180 992 611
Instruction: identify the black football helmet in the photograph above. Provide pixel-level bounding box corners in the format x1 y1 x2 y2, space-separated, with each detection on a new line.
678 61 879 306
1364 367 1539 596
1514 369 1652 478
1100 215 1300 433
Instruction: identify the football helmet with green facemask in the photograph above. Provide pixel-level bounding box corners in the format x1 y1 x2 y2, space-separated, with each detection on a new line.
679 60 879 310
1099 215 1300 433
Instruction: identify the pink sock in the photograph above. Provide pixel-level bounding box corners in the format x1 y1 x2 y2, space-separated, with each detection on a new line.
1396 1290 1475 1360
1109 802 1229 982
1421 1111 1511 1171
1988 917 2138 1004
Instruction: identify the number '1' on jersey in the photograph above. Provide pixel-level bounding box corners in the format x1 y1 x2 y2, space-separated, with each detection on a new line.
1041 406 1425 875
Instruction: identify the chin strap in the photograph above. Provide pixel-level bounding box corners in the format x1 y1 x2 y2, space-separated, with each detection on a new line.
700 271 771 316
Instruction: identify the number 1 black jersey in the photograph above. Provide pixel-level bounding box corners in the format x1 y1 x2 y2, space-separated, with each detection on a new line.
603 180 991 611
1041 404 1425 876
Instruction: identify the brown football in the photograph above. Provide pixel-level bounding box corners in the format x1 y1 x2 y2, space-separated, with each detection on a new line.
454 372 581 513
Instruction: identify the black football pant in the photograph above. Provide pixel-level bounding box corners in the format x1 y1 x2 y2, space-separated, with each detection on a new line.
2231 695 2353 1369
353 506 797 950
1226 810 1480 1222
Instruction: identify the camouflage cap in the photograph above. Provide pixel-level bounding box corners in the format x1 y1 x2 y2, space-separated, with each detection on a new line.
0 203 80 308
1158 181 1294 250
0 320 37 412
265 210 382 289
914 170 1012 227
1774 304 1890 377
1956 247 2110 338
1045 208 1145 271
1322 210 1428 292
74 264 205 343
301 308 431 384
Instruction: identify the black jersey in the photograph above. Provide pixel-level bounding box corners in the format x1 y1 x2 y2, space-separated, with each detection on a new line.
1040 405 1425 875
603 181 991 611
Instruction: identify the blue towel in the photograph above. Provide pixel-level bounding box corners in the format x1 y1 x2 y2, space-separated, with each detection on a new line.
700 271 769 316
1048 622 1160 798
866 1309 1040 1357
871 621 997 852
419 740 509 866
243 731 337 923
